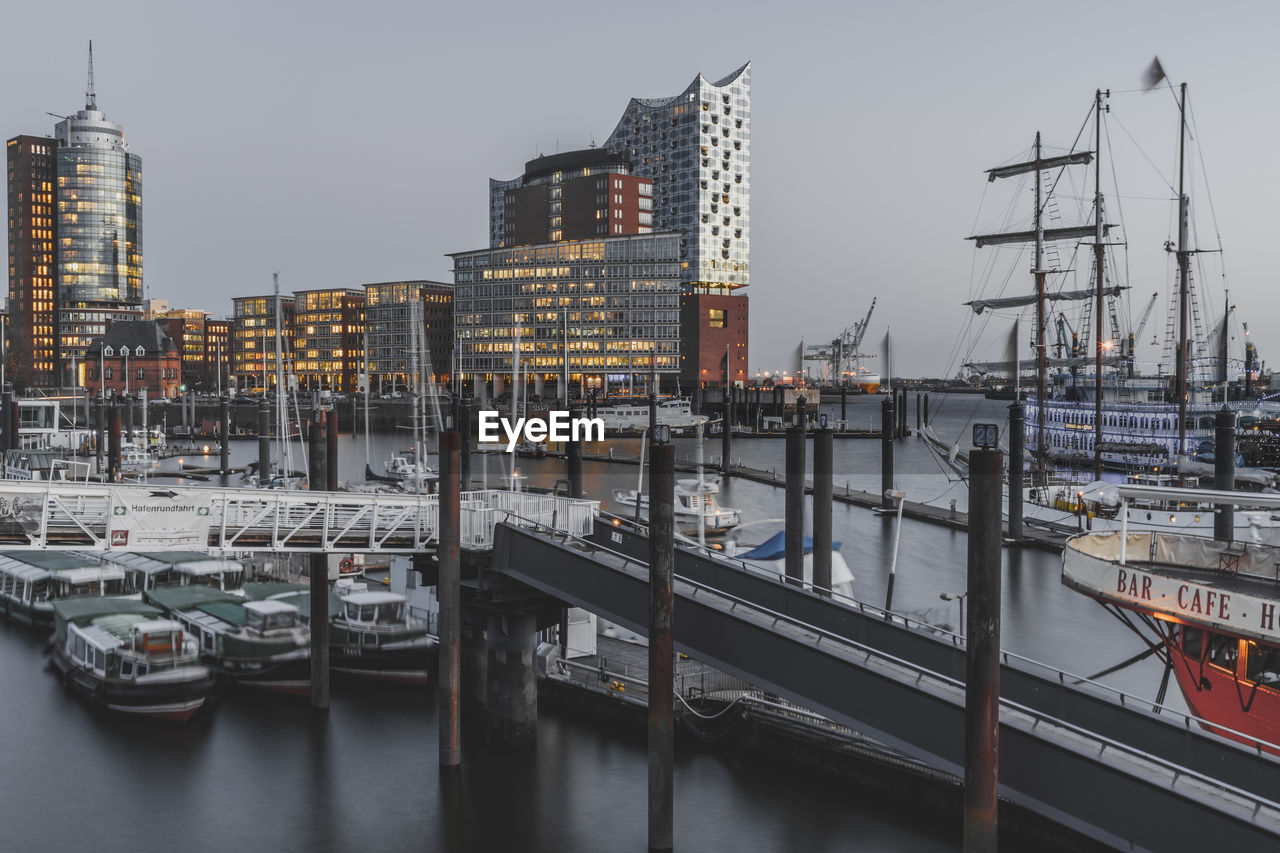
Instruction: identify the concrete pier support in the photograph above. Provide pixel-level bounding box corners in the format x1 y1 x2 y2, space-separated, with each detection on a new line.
647 439 676 853
965 449 1003 852
257 400 271 485
460 616 488 719
881 395 895 509
438 431 462 766
1008 403 1024 542
1215 407 1237 542
308 417 330 711
784 396 807 584
813 426 833 596
485 610 537 747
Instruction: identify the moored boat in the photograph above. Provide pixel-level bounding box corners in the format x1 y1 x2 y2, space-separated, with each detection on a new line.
144 585 310 694
244 580 434 685
612 476 742 535
1062 483 1280 752
0 552 116 629
48 597 216 722
103 550 245 595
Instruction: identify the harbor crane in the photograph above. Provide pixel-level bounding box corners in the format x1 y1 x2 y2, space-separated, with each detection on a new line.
1129 291 1159 352
803 299 876 384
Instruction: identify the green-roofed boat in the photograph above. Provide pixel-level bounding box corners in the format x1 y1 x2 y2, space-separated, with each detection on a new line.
0 552 126 630
49 597 217 723
245 580 434 685
101 551 246 596
144 585 310 694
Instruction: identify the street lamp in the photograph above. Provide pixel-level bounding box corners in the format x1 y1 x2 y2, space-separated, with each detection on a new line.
940 591 967 638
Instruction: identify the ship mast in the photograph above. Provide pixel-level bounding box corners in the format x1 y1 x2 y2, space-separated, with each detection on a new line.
1033 132 1047 481
1174 82 1190 481
1093 90 1107 480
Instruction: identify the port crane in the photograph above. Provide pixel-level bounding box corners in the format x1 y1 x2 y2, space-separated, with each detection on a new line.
803 299 876 384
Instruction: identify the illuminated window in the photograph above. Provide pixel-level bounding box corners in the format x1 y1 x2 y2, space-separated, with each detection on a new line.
708 309 726 329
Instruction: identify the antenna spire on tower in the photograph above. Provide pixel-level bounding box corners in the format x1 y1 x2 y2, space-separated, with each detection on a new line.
86 40 97 110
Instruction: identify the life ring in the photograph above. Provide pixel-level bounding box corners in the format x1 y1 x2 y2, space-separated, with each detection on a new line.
339 558 354 574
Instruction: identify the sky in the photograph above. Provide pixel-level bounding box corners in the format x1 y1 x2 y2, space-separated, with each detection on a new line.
2 0 1278 378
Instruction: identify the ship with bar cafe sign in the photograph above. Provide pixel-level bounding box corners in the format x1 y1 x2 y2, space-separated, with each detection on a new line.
1062 483 1280 750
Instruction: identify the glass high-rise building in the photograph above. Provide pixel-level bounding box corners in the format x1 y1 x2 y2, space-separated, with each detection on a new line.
603 63 750 293
52 80 143 383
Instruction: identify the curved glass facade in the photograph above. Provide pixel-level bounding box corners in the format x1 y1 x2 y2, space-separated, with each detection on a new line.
53 107 143 372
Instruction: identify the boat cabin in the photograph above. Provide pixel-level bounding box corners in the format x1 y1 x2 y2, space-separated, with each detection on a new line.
243 599 299 633
104 551 245 594
339 591 407 627
50 566 125 598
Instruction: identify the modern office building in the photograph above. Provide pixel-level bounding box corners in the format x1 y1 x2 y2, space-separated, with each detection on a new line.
451 232 682 397
482 65 751 391
364 280 453 390
6 135 58 388
6 46 143 389
291 288 365 392
492 148 653 247
231 294 294 392
156 309 231 391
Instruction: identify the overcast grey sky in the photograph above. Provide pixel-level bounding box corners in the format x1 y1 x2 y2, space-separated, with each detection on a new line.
3 0 1277 378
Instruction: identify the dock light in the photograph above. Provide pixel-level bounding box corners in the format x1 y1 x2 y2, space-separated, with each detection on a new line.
612 518 621 527
202 445 210 454
1170 514 1177 523
177 458 184 467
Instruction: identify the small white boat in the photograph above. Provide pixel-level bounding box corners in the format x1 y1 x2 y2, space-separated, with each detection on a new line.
597 399 708 432
612 477 742 534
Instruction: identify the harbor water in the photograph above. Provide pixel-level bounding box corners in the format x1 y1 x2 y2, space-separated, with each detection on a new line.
0 393 1172 851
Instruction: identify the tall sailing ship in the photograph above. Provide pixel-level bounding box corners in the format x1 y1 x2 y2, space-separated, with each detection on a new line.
962 80 1277 484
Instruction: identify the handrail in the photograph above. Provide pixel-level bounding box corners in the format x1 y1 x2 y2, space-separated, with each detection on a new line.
592 512 1280 758
503 521 1280 796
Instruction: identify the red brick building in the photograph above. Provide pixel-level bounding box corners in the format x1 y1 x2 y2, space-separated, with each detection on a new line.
503 149 653 245
85 321 181 399
680 292 748 388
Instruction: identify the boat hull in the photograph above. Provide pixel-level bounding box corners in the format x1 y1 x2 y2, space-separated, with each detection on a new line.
48 648 217 723
211 655 311 695
0 597 53 630
1167 640 1280 754
330 638 434 685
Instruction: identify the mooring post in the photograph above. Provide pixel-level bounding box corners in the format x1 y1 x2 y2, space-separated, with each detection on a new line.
438 430 462 767
1215 406 1237 542
257 400 271 486
219 395 231 475
840 384 848 427
326 408 339 492
899 388 908 438
881 395 895 509
813 422 833 596
567 401 583 498
1008 402 1024 542
308 416 330 711
924 392 930 427
721 385 732 475
648 437 676 853
785 395 807 584
965 448 1003 853
0 390 9 456
125 394 135 444
107 404 122 481
181 390 190 435
916 393 922 433
459 397 472 490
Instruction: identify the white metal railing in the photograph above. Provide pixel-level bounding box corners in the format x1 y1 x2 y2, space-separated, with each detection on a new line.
0 481 598 554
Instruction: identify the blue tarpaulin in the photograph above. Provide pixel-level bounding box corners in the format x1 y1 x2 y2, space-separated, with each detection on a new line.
738 531 841 561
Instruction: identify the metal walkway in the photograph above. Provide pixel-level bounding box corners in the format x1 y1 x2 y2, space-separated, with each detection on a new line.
491 521 1280 851
0 481 597 553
